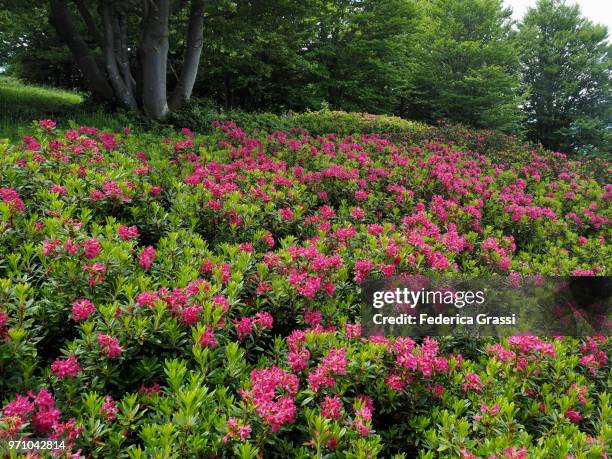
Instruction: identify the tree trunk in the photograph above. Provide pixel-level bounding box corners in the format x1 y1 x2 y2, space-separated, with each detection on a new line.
169 0 204 111
51 0 204 118
115 4 137 101
49 0 115 103
141 0 171 118
101 2 138 110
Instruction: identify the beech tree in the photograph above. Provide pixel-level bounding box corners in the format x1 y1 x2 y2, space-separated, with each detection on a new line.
47 0 205 118
405 0 524 133
517 0 611 154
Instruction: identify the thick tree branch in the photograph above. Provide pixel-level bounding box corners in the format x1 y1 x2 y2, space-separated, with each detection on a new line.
115 3 136 94
49 0 114 102
101 1 138 110
73 0 104 48
169 0 204 111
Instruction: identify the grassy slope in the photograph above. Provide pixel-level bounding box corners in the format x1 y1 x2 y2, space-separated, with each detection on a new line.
0 76 138 140
0 76 83 138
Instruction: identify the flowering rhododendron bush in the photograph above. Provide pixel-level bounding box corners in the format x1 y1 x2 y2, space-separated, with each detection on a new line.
0 118 610 458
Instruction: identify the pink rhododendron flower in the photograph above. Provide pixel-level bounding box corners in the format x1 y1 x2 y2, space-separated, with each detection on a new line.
235 317 254 340
50 184 67 195
82 238 101 259
51 355 80 379
181 304 202 325
320 348 347 375
97 334 123 359
118 225 139 240
308 366 336 392
139 245 156 270
254 311 273 329
564 409 582 424
199 327 217 347
303 309 322 326
462 373 484 392
0 188 25 213
287 348 310 372
279 207 294 221
242 366 298 432
100 395 118 421
71 299 96 322
320 395 343 420
223 417 251 443
39 119 57 131
386 372 407 391
503 447 528 459
83 262 106 286
460 450 478 459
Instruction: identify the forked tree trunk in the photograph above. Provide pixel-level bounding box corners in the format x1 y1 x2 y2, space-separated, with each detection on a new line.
49 0 205 119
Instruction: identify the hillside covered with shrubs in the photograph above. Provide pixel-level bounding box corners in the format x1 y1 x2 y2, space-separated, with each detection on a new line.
0 114 610 457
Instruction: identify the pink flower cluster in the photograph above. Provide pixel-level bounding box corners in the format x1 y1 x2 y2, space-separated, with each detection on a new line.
51 355 81 379
118 224 140 240
578 336 608 375
90 180 131 202
83 262 106 286
139 245 157 270
242 366 298 432
351 395 373 436
0 188 25 213
234 311 273 340
97 333 123 359
198 326 217 347
43 237 102 260
385 337 451 391
308 348 347 392
462 373 484 392
223 417 251 443
320 394 343 420
100 396 118 421
71 298 96 321
0 388 81 445
481 236 515 271
39 119 57 131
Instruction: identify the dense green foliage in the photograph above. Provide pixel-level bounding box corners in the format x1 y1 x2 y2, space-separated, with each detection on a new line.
517 0 612 155
404 0 524 133
0 4 81 88
0 116 610 457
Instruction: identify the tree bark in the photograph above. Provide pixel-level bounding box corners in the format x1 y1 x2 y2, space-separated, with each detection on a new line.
141 0 171 118
101 2 138 110
73 0 104 49
169 0 204 111
115 3 137 101
49 0 115 103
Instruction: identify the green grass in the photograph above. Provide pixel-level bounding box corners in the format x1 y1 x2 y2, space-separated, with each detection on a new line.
0 75 82 138
0 76 145 140
0 75 83 109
